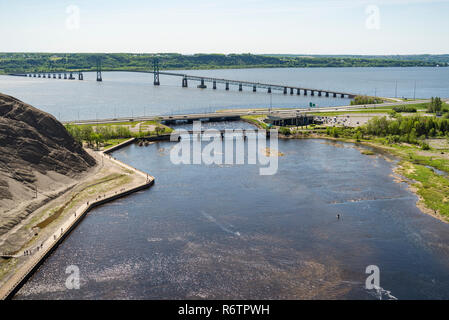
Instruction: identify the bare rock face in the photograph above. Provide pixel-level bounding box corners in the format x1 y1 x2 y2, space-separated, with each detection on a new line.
0 93 96 237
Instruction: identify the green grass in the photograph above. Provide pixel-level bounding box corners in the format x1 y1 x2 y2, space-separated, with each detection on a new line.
102 138 130 150
74 121 141 128
241 115 269 129
397 161 449 220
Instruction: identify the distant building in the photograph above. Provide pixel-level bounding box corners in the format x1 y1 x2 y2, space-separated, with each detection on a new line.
265 114 315 126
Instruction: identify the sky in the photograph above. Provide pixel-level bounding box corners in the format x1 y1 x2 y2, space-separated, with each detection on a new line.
0 0 448 54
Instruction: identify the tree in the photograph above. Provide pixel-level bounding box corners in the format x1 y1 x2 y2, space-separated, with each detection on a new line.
427 97 442 113
155 126 164 136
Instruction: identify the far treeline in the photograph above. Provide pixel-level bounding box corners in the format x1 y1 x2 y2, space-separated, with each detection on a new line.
0 53 446 74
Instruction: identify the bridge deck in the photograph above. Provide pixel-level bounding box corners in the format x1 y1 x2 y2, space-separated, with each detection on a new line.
152 71 355 97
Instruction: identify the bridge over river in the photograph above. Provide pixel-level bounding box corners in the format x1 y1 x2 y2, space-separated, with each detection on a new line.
9 59 357 99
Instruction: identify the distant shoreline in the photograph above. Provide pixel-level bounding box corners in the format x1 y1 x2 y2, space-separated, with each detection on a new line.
0 52 445 75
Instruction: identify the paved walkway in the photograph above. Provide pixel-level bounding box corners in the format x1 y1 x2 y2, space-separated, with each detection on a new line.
0 149 153 300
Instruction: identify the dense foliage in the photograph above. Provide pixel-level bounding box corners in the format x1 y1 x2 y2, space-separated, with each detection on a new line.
392 106 417 113
427 97 444 113
0 53 443 74
65 124 169 149
350 95 383 105
325 114 449 148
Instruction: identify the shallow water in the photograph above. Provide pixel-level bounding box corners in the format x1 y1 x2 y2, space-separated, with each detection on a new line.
15 136 449 300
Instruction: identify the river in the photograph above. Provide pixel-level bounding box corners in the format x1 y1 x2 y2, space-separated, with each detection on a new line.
14 134 449 299
0 67 448 121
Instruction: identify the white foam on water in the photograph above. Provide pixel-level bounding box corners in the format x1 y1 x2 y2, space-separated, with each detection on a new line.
201 211 241 237
368 285 398 300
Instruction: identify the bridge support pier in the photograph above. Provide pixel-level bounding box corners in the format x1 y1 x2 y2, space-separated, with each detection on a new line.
311 90 315 96
152 59 159 85
297 89 300 95
341 94 345 98
239 84 242 91
197 78 207 89
325 92 329 97
333 92 336 98
290 88 294 95
213 81 217 89
33 74 36 77
53 74 56 79
253 85 256 92
182 77 188 87
69 72 75 80
225 82 229 90
318 91 322 97
64 73 67 79
43 74 46 78
268 87 271 94
283 87 287 94
58 74 61 79
78 72 83 80
304 89 307 96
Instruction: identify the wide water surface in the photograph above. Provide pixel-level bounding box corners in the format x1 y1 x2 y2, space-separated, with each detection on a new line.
15 136 449 299
1 67 448 121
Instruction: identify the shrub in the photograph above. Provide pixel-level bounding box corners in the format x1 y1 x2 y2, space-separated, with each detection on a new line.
392 106 417 113
278 127 291 136
350 95 383 105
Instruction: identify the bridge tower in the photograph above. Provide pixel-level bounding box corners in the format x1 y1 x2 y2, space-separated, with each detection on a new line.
153 59 160 85
96 58 102 82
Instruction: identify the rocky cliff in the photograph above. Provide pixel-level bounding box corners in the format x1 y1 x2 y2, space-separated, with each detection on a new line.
0 93 96 236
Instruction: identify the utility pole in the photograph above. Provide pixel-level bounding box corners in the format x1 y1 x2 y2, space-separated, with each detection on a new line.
96 57 102 82
413 81 416 100
269 93 272 114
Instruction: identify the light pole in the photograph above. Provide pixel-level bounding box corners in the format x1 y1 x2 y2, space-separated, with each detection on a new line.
413 81 416 100
269 93 272 114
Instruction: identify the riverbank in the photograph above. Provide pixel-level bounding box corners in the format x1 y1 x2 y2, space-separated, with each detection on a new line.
281 131 449 224
0 144 154 300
